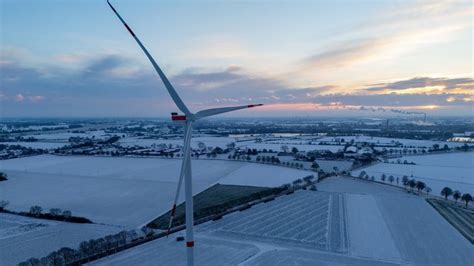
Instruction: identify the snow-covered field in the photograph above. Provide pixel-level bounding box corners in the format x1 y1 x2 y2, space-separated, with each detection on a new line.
0 142 66 149
199 191 347 253
118 136 255 149
91 235 260 266
352 152 474 195
0 213 119 265
0 155 314 227
91 177 474 266
25 130 110 141
318 136 466 148
314 159 353 172
244 143 344 152
219 164 315 187
345 194 400 261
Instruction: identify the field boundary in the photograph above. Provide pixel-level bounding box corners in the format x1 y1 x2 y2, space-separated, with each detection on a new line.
427 198 474 244
74 178 323 265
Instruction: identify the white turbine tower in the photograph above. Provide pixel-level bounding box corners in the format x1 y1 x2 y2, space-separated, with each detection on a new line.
107 1 263 265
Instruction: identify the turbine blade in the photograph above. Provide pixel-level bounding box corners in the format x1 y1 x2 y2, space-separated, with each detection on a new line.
107 0 191 116
195 104 263 119
167 123 192 236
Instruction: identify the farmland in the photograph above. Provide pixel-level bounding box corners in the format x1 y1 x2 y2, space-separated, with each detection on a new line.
0 155 314 227
352 152 474 195
91 176 474 265
199 190 348 253
0 213 119 265
1 118 473 265
427 199 474 244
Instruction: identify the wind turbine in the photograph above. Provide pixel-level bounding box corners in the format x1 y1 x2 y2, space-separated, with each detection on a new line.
107 1 263 265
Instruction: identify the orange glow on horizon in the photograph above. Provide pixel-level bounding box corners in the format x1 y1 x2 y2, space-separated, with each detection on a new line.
259 103 444 112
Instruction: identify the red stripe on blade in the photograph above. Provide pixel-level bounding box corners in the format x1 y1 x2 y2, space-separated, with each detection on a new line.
124 24 136 37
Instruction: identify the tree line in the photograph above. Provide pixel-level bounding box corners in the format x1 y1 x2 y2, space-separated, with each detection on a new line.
357 171 472 208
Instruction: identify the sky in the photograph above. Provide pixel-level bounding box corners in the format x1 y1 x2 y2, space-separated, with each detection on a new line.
0 0 473 118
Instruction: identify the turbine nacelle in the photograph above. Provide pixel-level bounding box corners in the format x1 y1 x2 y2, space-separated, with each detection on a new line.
171 112 187 122
172 103 264 122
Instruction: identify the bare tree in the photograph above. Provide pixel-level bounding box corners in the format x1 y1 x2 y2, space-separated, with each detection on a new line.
402 175 409 187
408 179 416 191
453 190 461 203
461 193 472 208
425 187 432 195
416 181 426 192
441 187 453 200
387 175 394 184
0 172 7 181
50 208 62 216
311 162 320 170
62 210 72 218
0 200 9 210
29 205 43 216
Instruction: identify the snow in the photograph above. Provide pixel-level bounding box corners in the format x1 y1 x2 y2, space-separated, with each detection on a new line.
314 159 353 172
0 213 119 265
318 136 466 148
90 236 259 266
199 190 346 253
245 249 400 266
318 176 474 266
118 136 247 149
244 143 344 152
219 164 315 187
352 152 474 195
0 142 66 149
1 155 313 227
90 176 474 266
388 152 474 168
376 194 473 265
25 130 109 141
345 194 401 261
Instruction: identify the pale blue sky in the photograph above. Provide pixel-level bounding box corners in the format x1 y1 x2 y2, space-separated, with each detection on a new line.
1 0 472 117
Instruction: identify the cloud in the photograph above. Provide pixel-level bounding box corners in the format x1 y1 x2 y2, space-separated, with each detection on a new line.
83 55 142 78
300 0 471 76
365 77 474 92
304 39 387 69
15 94 25 102
12 93 44 103
54 53 89 64
28 95 45 103
1 47 472 117
170 67 337 108
173 68 243 91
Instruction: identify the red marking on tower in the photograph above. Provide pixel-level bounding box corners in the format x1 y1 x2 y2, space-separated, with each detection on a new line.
186 241 194 247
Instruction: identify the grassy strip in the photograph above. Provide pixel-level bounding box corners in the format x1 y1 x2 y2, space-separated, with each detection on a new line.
0 209 92 224
147 183 286 229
